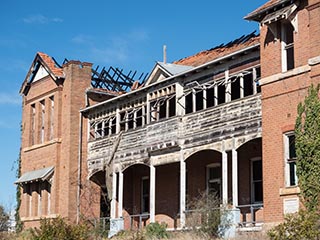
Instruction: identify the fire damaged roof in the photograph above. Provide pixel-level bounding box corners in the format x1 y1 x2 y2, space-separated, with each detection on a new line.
174 31 260 67
244 0 293 21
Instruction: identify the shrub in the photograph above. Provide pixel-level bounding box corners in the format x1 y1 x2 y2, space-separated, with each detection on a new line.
268 210 320 240
145 222 169 239
186 192 229 238
29 217 92 240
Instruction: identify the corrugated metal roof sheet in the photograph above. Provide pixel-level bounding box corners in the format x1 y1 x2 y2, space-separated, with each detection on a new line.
15 166 54 184
157 62 194 75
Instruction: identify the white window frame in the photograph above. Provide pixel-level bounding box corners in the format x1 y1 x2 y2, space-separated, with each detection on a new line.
251 157 263 203
206 163 222 199
281 21 295 72
284 131 298 187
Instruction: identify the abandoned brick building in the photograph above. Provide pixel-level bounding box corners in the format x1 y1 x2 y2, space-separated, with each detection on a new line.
16 0 320 236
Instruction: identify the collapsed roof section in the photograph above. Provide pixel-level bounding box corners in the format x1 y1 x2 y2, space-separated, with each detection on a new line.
91 65 148 92
21 52 149 96
174 31 259 67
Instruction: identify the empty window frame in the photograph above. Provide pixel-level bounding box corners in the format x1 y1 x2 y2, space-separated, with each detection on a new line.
141 177 150 213
281 21 295 72
40 100 45 143
95 121 103 138
135 106 145 127
231 77 241 100
284 132 297 186
196 90 204 111
251 158 263 203
49 96 54 140
150 95 176 120
31 104 36 145
207 164 222 200
149 86 176 120
218 84 226 104
120 110 135 131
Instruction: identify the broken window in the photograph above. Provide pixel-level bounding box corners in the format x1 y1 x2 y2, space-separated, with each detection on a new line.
244 73 254 97
251 158 263 203
141 177 150 213
196 90 204 111
231 77 241 100
159 99 167 119
218 84 225 104
95 121 103 138
149 86 176 120
206 88 215 108
185 93 193 114
111 117 117 134
103 119 110 136
207 164 222 200
169 96 176 117
136 106 146 127
120 112 126 131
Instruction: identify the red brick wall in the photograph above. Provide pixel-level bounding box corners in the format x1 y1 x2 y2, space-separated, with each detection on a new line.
260 0 320 223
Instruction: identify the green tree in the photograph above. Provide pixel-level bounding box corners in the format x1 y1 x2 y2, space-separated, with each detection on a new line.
0 205 9 232
295 84 320 212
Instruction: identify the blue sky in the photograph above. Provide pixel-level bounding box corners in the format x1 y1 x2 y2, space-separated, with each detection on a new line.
0 0 266 211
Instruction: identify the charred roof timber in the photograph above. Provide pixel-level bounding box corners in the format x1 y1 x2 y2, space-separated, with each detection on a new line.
63 58 148 92
91 66 148 92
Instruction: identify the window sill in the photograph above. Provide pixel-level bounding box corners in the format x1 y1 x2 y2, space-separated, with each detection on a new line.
260 65 311 86
279 186 300 196
21 214 58 222
23 138 62 152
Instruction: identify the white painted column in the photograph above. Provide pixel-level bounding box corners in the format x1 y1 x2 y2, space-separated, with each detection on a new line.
146 93 151 124
175 82 185 116
118 171 123 217
111 172 118 218
222 150 228 205
240 76 244 98
150 165 156 223
253 68 257 94
214 85 218 106
180 151 186 228
203 89 207 110
116 107 120 134
225 70 231 102
192 89 196 112
232 149 238 208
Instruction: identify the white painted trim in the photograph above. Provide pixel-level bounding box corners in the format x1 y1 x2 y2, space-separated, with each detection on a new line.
232 149 238 207
180 151 186 228
111 172 117 219
222 151 228 205
150 166 156 223
283 131 297 187
118 171 123 217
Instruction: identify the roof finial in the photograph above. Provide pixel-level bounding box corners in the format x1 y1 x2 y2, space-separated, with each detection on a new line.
163 45 167 64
